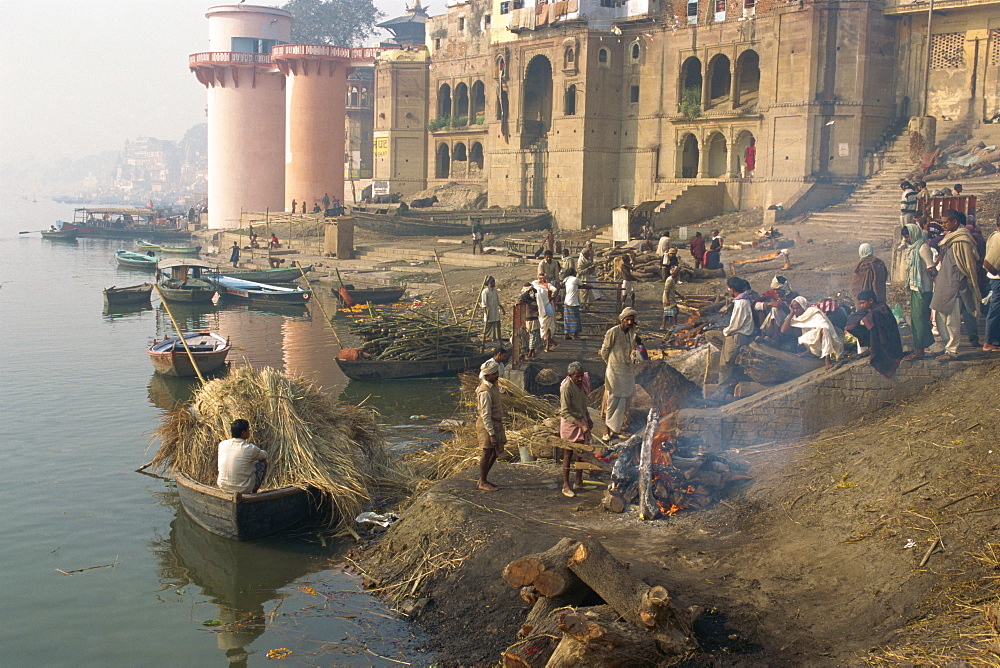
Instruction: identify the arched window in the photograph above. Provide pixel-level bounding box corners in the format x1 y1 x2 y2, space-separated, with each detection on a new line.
564 46 575 69
706 132 727 178
470 142 484 171
438 83 452 118
360 87 370 107
453 142 468 162
679 56 702 116
679 133 699 178
454 82 469 120
436 143 451 178
522 55 553 140
629 41 641 64
471 80 486 122
349 86 360 107
565 84 577 115
598 48 610 66
707 54 731 107
734 50 760 108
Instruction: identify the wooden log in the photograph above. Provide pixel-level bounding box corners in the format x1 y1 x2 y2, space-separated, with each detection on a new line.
521 594 584 638
521 585 541 604
502 538 581 592
602 489 626 513
502 635 559 668
544 609 661 668
567 538 699 654
637 408 660 521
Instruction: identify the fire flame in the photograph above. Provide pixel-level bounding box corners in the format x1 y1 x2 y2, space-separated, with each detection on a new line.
666 504 683 516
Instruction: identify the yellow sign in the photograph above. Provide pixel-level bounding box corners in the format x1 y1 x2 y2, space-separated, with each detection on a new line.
374 137 389 157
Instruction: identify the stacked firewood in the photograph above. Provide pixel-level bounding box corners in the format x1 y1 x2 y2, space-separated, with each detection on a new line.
593 248 671 283
500 537 701 667
346 309 480 360
602 409 751 517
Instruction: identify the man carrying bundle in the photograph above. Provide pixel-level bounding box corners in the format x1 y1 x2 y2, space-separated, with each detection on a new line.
476 359 506 492
217 419 268 494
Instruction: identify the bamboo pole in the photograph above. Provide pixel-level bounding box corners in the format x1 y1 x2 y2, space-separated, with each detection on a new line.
153 284 207 385
295 262 342 346
434 249 460 324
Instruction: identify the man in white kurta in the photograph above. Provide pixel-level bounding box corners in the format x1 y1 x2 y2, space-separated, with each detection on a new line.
600 308 639 438
479 276 504 341
217 419 268 493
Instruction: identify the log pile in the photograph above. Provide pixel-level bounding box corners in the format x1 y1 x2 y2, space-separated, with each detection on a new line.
346 308 480 360
603 410 751 517
500 537 701 667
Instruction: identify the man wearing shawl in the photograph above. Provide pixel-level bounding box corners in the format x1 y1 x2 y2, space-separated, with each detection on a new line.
707 277 756 396
850 243 888 302
559 361 592 497
931 210 981 361
689 232 706 269
898 224 935 360
475 359 506 491
984 223 1000 352
704 230 724 270
754 275 799 344
846 290 904 377
781 296 843 367
600 308 639 438
480 276 504 342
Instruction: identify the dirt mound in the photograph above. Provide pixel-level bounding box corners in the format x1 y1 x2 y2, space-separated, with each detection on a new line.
406 182 487 210
355 360 1000 665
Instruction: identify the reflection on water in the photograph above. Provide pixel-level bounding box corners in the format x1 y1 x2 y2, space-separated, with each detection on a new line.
147 372 201 411
103 301 154 321
152 506 433 667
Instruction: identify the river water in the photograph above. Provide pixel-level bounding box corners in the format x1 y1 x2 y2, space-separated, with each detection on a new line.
0 195 456 666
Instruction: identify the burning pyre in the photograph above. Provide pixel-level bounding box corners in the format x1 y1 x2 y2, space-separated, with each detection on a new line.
602 409 751 519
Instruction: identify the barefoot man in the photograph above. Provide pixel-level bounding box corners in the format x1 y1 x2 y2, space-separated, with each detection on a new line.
476 359 506 491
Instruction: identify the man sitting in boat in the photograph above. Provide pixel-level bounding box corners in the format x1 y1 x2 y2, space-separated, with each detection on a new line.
217 419 268 494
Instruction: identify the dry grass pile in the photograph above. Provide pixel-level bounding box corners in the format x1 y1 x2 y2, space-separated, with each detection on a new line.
406 373 557 480
151 365 412 527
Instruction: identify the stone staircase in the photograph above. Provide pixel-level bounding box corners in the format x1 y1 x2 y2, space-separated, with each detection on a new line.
591 181 711 245
801 132 917 243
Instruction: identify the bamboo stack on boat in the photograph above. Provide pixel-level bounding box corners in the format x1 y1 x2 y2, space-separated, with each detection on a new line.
346 309 481 361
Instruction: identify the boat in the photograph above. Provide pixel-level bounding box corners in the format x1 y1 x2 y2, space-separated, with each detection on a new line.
136 240 159 250
334 284 406 305
334 354 490 381
213 275 312 304
115 250 159 270
103 283 154 306
156 258 217 304
173 471 316 541
349 206 552 237
206 264 313 283
147 331 231 377
58 207 192 241
40 228 78 241
158 244 202 256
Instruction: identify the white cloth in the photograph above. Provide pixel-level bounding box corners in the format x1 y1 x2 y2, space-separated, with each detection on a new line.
656 235 671 257
621 280 635 298
563 275 581 306
217 438 268 493
722 297 755 336
604 394 631 434
531 279 554 316
477 379 497 434
480 287 501 322
789 306 843 358
600 325 637 398
935 299 962 355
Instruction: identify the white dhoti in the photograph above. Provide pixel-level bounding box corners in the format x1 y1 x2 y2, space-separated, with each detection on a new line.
604 392 632 435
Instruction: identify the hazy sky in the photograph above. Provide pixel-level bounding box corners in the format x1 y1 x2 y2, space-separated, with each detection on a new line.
0 0 444 166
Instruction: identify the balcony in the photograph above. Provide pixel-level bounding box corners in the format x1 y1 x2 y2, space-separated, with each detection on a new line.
188 52 275 67
883 0 1000 15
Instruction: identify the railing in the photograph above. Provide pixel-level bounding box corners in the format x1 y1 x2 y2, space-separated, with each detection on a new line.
271 44 385 60
189 52 274 67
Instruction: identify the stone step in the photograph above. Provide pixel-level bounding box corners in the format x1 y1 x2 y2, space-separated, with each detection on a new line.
353 247 521 268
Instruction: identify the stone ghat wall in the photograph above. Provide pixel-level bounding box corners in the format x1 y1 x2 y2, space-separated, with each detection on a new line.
678 358 980 448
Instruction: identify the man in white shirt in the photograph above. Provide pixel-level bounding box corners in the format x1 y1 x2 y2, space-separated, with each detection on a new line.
532 273 558 352
899 181 918 226
711 277 755 397
562 269 584 339
656 232 671 258
217 419 268 493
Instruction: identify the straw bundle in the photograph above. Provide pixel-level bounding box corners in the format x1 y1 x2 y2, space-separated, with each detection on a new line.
151 365 412 528
407 374 557 480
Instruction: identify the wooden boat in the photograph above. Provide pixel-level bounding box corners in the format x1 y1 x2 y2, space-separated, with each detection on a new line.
334 354 489 381
104 283 153 306
158 244 202 256
173 471 316 541
213 275 312 304
206 264 313 283
58 207 191 241
147 331 231 377
136 240 159 250
349 207 551 237
156 258 217 304
116 249 158 270
40 228 78 240
334 284 406 305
